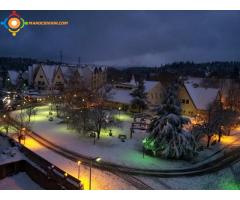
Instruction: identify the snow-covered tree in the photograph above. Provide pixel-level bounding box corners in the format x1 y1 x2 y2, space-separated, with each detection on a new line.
193 99 240 147
143 83 197 159
130 80 147 112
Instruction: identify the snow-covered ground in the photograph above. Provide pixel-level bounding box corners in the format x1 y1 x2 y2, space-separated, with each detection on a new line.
0 135 23 165
0 136 42 190
13 136 136 190
1 133 134 190
0 172 42 190
10 106 192 170
10 105 240 170
136 160 240 190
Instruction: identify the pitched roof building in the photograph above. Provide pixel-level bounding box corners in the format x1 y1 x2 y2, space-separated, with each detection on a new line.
107 78 165 110
179 77 220 117
7 70 20 85
28 64 107 93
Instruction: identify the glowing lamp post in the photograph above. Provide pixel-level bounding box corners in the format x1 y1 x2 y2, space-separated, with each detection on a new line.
89 157 101 190
66 116 70 129
77 160 81 180
49 103 53 112
118 107 121 118
64 172 68 180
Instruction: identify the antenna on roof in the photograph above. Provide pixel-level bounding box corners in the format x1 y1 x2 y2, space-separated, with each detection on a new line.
59 50 63 64
78 56 81 67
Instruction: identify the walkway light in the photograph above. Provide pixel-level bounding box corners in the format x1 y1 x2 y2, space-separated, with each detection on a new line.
89 157 102 190
95 157 101 162
77 160 81 180
118 107 121 117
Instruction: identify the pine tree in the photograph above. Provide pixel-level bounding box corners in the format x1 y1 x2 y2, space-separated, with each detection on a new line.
130 80 147 112
143 83 197 160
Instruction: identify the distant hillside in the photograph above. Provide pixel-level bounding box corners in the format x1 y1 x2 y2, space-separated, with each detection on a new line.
0 57 239 82
107 61 240 83
0 57 61 71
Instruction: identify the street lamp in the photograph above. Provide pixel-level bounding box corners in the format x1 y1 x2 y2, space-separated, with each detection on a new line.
89 157 102 190
66 116 70 129
118 107 121 118
64 172 68 180
49 103 53 112
77 160 81 180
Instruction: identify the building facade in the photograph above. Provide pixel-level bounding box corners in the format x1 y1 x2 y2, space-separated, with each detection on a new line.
179 77 220 117
107 76 165 111
28 64 107 93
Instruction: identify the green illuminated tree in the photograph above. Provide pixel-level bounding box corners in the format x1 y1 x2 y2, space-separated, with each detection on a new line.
143 83 197 159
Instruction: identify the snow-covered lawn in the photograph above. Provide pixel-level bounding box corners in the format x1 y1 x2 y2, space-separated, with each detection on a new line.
10 106 193 170
0 172 42 190
10 105 240 170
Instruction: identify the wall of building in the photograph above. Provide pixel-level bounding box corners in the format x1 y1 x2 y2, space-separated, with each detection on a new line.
178 86 199 117
31 65 108 92
147 83 165 106
34 67 49 90
52 67 65 90
91 69 107 90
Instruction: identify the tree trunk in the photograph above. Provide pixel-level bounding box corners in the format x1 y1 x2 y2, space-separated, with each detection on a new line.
218 134 222 142
97 131 100 140
6 126 9 135
207 135 211 148
218 129 222 142
228 129 231 136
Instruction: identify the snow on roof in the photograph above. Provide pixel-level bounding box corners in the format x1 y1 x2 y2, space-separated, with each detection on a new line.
8 70 19 85
129 75 137 86
184 78 219 110
28 64 40 84
108 88 133 104
60 66 76 80
144 81 159 92
77 68 83 77
41 65 58 84
81 66 92 77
